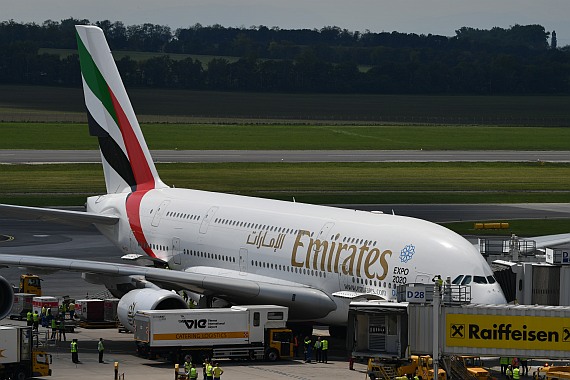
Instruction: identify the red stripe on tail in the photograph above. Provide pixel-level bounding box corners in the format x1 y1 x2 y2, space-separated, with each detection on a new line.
108 87 154 191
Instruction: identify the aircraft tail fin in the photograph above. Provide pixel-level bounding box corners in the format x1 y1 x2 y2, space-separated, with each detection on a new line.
75 25 166 194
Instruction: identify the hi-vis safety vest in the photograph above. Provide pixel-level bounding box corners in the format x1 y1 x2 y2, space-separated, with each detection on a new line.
322 339 328 350
189 367 197 379
70 342 77 353
206 364 213 376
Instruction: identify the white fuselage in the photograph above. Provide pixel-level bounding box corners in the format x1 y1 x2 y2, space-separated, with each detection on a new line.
88 187 506 325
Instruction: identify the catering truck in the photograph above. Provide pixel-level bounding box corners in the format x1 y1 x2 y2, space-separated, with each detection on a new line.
0 325 52 379
134 305 293 362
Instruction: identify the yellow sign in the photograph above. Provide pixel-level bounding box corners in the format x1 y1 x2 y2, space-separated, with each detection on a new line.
154 331 249 341
447 314 570 351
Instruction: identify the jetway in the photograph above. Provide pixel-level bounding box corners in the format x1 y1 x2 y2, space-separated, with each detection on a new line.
349 284 570 361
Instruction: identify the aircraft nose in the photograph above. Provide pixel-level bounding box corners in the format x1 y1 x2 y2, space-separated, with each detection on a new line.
471 283 507 305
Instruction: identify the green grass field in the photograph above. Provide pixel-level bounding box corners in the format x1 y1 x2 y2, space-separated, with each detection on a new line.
2 122 570 150
2 162 570 205
2 162 570 235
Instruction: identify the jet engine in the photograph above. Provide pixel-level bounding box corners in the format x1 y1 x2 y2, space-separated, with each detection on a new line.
0 275 14 320
117 288 188 332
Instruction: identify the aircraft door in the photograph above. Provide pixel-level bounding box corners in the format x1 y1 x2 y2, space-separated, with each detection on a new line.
151 200 170 227
239 248 248 274
172 237 182 265
415 272 431 284
199 206 219 234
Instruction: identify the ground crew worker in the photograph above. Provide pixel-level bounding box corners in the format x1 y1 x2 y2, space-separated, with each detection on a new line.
506 365 513 380
314 337 322 363
321 337 328 363
432 274 443 291
184 359 192 375
188 364 198 380
98 338 104 363
520 357 529 376
26 311 32 326
58 316 66 341
32 310 39 331
500 357 510 375
513 366 520 380
212 362 223 380
69 302 75 320
202 359 209 380
205 360 213 380
70 338 79 363
304 336 312 363
50 317 57 339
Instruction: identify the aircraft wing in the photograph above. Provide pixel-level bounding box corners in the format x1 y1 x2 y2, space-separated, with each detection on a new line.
530 233 570 250
0 204 119 226
0 254 336 320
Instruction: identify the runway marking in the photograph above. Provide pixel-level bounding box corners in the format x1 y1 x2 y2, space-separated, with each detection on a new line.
0 234 14 243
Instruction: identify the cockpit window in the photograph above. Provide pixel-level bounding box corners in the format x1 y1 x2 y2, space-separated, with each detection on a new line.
452 275 464 285
486 275 496 284
461 275 472 285
473 276 487 284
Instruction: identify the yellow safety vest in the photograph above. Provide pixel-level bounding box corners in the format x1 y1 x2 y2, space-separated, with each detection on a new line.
70 342 77 353
513 368 520 379
322 339 328 350
189 367 197 379
206 364 213 376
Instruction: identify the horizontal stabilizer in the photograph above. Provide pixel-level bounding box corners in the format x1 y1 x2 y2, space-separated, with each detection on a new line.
0 204 119 226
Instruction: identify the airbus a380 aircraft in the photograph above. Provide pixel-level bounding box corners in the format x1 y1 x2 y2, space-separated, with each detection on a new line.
0 25 511 332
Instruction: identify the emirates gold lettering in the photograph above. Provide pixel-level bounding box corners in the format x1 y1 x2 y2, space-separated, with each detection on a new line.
291 229 392 280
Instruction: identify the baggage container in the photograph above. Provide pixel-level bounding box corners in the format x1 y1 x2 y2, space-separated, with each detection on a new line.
32 296 58 316
104 298 119 322
75 299 104 321
9 293 34 320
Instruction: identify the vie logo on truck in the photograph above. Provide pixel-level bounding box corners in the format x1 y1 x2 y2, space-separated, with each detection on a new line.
179 319 207 329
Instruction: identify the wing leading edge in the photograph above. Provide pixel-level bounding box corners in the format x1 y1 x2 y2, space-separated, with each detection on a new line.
0 254 336 320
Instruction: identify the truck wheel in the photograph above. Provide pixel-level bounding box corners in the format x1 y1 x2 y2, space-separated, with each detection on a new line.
266 348 279 362
248 350 256 361
14 367 27 380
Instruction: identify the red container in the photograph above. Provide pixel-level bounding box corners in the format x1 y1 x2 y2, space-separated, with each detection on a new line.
75 299 104 321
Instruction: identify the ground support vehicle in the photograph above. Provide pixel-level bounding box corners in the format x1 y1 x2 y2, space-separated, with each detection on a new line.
534 366 570 380
8 294 34 321
457 355 491 379
17 275 41 296
0 325 51 380
134 305 293 362
367 355 446 380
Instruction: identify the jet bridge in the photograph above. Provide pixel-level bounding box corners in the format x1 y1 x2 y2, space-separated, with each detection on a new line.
349 283 570 361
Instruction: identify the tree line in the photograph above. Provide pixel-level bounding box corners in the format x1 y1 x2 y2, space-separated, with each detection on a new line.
0 18 568 94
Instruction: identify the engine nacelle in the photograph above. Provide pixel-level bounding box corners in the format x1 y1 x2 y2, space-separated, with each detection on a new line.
117 288 188 332
0 276 14 320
